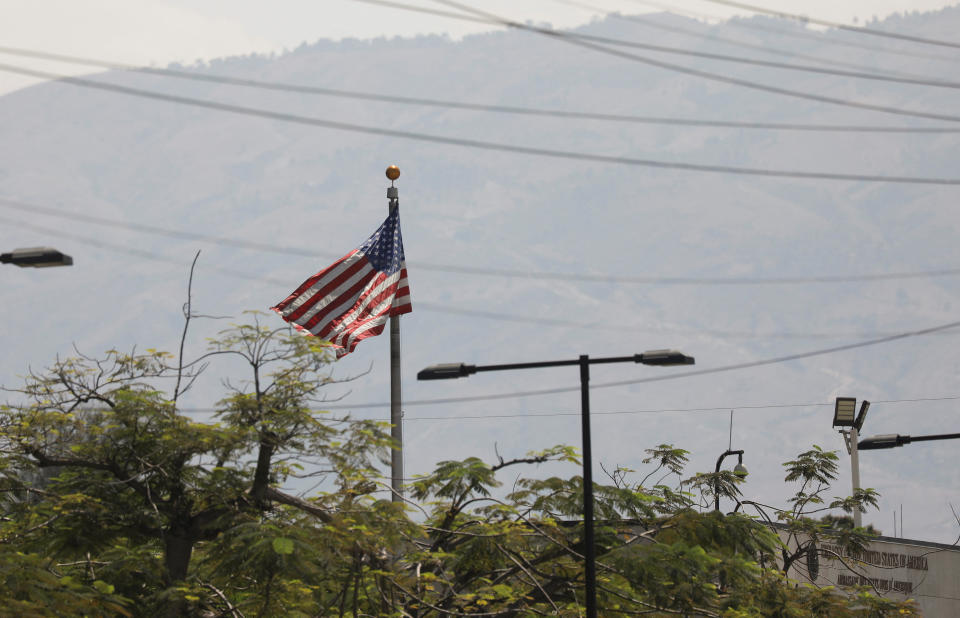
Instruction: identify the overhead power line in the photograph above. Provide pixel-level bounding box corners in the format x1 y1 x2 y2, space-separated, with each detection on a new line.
414 304 960 339
5 213 957 344
696 0 960 50
178 394 960 421
4 63 959 186
625 0 960 63
6 198 960 286
1 45 956 134
321 318 960 409
559 0 958 69
9 33 960 92
361 0 960 123
531 1 960 90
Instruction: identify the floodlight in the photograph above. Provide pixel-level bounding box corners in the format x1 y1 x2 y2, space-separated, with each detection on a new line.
833 397 856 427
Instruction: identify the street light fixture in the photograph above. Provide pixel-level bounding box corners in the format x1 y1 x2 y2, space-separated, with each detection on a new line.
858 432 960 450
833 397 870 527
1 247 73 268
832 397 857 427
418 349 695 618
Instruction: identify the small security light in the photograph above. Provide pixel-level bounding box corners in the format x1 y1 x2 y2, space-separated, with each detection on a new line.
1 247 73 268
833 397 857 427
714 449 746 511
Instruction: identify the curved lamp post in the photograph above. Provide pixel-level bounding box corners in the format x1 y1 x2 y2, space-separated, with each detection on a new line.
418 349 695 618
714 449 747 511
1 247 73 268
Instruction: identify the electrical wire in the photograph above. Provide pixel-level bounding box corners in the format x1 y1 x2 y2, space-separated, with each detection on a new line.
516 2 960 90
5 213 957 344
3 45 958 134
625 0 960 63
695 0 960 50
414 304 960 339
313 318 960 409
2 63 959 185
360 0 960 123
178 394 960 419
6 198 960 286
400 394 960 420
554 0 953 79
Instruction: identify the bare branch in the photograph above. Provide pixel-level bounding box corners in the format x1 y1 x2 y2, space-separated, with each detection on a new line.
173 250 202 405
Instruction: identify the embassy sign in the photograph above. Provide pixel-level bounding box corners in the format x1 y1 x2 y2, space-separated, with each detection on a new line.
779 531 960 616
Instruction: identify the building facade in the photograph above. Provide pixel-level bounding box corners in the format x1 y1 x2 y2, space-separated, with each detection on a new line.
778 530 960 616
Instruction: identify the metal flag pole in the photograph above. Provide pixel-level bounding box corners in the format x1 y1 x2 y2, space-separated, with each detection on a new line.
386 165 404 502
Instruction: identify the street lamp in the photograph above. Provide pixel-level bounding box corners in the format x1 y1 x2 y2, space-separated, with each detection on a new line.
1 247 73 268
832 397 870 527
418 349 695 618
714 449 747 512
858 432 960 450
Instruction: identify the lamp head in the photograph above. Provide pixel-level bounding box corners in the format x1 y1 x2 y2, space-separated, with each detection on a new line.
733 462 748 478
857 434 904 450
417 363 477 380
1 247 73 268
854 400 870 431
833 397 856 427
636 349 695 366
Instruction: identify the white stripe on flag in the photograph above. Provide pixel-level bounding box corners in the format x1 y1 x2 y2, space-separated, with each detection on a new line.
316 270 401 336
280 251 365 317
331 288 398 350
294 262 376 327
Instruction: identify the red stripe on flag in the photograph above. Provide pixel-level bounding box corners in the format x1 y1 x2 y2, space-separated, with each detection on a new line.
272 250 358 312
283 257 371 324
313 272 396 338
322 278 401 345
300 269 386 334
329 287 400 354
342 319 388 356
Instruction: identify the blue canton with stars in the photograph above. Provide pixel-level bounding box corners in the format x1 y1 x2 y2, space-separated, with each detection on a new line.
358 207 405 275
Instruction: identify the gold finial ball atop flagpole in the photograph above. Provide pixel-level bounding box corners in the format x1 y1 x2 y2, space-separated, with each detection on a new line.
385 165 400 181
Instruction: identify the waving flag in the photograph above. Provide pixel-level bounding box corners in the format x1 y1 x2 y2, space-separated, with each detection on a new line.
271 208 411 357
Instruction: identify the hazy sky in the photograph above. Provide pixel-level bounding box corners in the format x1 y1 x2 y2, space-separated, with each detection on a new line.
1 0 957 95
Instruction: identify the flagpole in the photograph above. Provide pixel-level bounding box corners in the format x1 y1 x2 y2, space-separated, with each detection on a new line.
386 165 404 502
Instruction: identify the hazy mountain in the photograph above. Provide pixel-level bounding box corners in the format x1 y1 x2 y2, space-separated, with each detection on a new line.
1 6 959 542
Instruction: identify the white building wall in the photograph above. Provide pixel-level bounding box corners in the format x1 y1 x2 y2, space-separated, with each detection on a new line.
778 531 960 617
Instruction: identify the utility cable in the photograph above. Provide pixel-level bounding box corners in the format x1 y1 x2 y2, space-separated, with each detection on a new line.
3 46 957 135
535 0 960 89
6 198 960 286
4 64 958 185
360 0 960 123
178 394 960 420
5 213 957 343
696 0 960 50
625 0 960 63
296 318 960 408
554 0 949 79
393 394 960 420
414 304 960 339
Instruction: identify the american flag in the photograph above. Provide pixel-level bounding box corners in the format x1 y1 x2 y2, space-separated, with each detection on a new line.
271 207 411 357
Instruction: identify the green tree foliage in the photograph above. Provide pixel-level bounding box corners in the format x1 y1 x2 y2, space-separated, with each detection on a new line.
0 317 918 616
